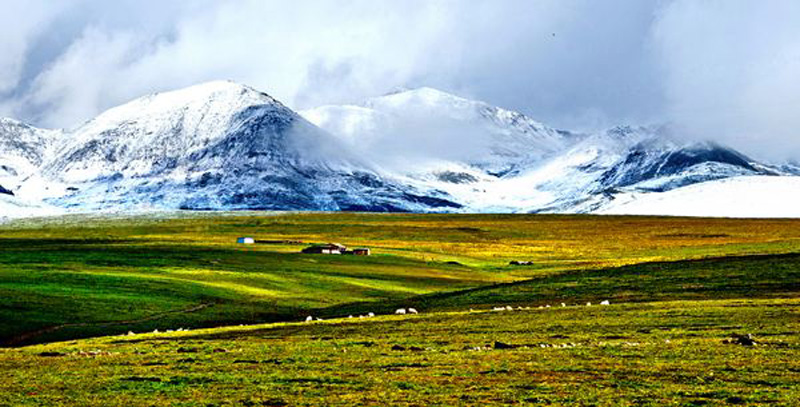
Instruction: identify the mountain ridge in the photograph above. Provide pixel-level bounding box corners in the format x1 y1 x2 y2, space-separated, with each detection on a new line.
0 81 794 218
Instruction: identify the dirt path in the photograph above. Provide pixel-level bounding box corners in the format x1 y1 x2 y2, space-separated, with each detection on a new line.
4 303 213 347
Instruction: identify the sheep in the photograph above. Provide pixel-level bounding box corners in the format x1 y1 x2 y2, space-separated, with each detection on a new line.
152 329 159 334
316 317 323 321
586 302 592 307
408 308 418 314
505 305 514 311
348 315 354 319
305 316 314 322
545 305 551 308
492 307 506 312
359 315 365 319
127 331 135 336
395 308 407 315
367 312 375 317
600 300 610 305
561 303 567 307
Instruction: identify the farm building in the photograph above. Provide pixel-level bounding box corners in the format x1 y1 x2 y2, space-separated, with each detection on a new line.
237 237 255 244
350 248 371 256
302 243 347 254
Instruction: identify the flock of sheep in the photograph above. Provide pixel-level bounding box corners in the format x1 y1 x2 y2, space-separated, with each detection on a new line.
305 301 611 323
491 300 611 312
125 301 614 336
305 308 420 322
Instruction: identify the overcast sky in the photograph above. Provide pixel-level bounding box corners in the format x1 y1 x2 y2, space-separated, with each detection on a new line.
1 0 799 160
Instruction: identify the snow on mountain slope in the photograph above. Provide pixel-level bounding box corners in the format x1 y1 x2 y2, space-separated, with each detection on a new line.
0 118 63 195
302 87 581 176
46 80 332 182
405 125 774 213
1 81 795 217
302 90 777 214
598 176 800 218
37 81 459 212
0 193 63 222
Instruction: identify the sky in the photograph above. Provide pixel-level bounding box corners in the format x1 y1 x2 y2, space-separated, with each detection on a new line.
1 0 799 160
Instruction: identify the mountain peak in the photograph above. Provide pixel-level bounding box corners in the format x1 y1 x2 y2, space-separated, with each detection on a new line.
147 80 276 102
111 80 280 115
369 87 475 109
74 80 286 137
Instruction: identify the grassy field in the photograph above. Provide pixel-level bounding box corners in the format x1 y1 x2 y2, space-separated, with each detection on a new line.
2 212 800 345
0 212 799 405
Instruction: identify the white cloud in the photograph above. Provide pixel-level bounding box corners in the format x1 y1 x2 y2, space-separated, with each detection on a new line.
1 0 799 160
0 1 67 93
653 0 800 160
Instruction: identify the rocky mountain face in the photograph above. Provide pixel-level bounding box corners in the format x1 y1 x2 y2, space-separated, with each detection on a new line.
0 81 791 217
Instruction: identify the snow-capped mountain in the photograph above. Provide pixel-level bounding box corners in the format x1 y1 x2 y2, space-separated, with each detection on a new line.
302 87 582 178
304 92 780 214
8 81 460 213
0 81 795 218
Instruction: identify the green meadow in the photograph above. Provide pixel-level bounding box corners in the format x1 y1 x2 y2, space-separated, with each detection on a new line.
0 212 798 405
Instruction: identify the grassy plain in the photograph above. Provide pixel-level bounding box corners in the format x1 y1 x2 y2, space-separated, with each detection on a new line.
2 212 800 344
0 212 798 405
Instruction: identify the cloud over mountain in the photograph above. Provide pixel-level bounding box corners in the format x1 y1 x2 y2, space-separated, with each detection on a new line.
1 1 798 160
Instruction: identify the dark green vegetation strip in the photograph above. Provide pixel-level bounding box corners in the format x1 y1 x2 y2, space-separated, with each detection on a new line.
391 253 800 312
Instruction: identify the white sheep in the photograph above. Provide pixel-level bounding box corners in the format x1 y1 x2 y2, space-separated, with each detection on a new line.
492 307 506 312
152 329 159 334
368 312 375 317
586 302 592 307
395 308 407 315
505 306 514 311
127 331 135 336
408 308 418 314
600 300 610 305
561 303 567 307
348 315 354 319
305 316 314 322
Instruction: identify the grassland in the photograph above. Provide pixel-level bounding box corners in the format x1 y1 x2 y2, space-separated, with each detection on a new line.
2 212 800 345
0 212 799 405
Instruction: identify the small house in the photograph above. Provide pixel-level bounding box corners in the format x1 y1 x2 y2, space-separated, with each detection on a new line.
351 248 371 256
302 243 346 255
237 237 255 244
